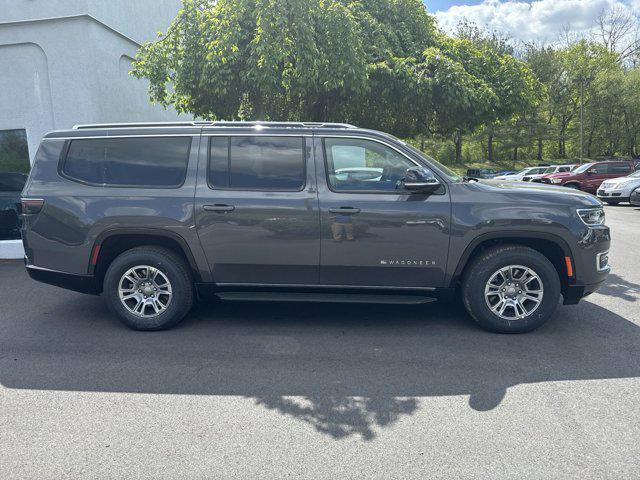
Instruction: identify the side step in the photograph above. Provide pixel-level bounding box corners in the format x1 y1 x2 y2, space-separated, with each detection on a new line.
214 291 437 305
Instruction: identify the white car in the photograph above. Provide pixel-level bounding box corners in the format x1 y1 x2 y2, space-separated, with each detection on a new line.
597 170 640 205
494 166 549 182
528 164 576 182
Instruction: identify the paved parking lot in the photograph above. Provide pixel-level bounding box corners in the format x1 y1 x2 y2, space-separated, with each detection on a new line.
1 205 639 479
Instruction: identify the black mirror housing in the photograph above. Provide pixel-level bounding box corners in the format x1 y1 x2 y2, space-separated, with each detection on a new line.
402 166 441 194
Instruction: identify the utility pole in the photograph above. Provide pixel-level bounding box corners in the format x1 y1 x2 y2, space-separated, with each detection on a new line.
579 79 584 164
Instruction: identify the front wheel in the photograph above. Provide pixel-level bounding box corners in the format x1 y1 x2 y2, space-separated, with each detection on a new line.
103 246 194 330
461 245 561 333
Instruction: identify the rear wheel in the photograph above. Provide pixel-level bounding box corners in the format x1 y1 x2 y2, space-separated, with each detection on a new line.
462 245 561 333
103 246 194 330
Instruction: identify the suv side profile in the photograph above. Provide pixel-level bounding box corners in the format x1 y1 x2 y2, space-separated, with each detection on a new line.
21 122 611 333
541 160 638 192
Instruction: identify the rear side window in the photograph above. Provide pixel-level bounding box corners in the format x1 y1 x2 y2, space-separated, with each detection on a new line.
609 163 631 174
62 137 191 187
208 136 305 191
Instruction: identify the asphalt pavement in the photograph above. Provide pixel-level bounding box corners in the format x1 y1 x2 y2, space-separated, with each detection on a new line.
1 205 639 479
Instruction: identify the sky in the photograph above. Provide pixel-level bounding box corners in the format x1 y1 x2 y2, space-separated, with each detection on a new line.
426 0 640 43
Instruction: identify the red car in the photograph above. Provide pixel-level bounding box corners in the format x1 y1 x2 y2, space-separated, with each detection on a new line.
540 160 639 193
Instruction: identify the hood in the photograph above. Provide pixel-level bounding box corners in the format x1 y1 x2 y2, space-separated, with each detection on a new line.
479 179 601 207
544 171 574 179
601 175 640 185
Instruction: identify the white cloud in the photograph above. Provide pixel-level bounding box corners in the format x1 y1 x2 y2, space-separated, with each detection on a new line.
435 0 639 44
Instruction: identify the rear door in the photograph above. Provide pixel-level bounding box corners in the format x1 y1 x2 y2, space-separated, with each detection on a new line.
195 132 320 285
315 135 451 288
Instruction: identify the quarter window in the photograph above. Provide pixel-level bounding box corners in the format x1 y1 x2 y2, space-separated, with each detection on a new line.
609 163 630 174
208 136 305 191
323 137 418 192
63 137 191 187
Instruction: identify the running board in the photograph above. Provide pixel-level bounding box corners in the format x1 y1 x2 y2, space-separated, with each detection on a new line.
214 291 437 305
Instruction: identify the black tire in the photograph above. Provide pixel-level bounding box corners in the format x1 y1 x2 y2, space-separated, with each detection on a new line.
461 244 561 334
103 246 194 331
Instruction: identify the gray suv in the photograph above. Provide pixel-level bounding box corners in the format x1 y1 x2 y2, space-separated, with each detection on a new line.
21 122 611 333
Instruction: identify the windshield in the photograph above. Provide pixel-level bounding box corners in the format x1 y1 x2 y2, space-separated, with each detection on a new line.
404 143 462 182
573 163 594 174
544 167 556 173
629 170 640 178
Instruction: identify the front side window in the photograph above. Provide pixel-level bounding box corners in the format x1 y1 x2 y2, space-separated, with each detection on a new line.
208 136 305 191
0 129 30 240
63 137 191 187
324 138 419 192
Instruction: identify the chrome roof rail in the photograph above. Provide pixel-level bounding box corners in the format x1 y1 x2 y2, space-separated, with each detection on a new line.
72 121 357 130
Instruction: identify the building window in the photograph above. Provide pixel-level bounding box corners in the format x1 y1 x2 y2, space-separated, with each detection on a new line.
0 129 30 241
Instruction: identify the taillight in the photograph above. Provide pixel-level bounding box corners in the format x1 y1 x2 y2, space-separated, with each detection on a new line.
21 198 44 214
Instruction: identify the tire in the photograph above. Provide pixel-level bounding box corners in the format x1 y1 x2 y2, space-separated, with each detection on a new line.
103 246 194 331
461 244 561 334
564 183 580 190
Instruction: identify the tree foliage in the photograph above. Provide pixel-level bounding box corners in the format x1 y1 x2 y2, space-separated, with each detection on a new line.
133 1 640 166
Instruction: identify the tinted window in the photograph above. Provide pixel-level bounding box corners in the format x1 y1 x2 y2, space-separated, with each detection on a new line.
591 163 610 174
609 163 631 174
63 137 191 187
324 138 419 192
208 136 305 191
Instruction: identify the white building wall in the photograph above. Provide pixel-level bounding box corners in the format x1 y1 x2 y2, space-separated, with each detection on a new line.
0 0 187 258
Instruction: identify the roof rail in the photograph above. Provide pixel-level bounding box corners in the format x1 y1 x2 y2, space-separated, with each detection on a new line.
72 121 357 130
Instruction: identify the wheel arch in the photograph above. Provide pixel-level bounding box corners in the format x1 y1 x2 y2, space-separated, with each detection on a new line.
90 229 203 293
451 232 575 293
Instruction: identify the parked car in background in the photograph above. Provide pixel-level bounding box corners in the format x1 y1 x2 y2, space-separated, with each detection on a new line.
530 164 576 183
541 160 638 193
0 172 28 240
21 121 610 334
630 186 640 206
495 170 516 176
466 168 497 179
494 166 548 182
597 170 640 205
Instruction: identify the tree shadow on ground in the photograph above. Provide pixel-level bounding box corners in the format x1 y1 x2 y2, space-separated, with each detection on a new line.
596 273 640 302
1 262 640 440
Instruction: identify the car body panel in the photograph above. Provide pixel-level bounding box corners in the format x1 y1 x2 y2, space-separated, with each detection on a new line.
21 123 611 304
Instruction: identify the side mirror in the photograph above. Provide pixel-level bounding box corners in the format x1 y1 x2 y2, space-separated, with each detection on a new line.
587 169 596 175
402 166 441 194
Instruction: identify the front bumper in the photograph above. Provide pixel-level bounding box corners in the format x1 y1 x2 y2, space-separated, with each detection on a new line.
563 282 606 305
597 188 629 202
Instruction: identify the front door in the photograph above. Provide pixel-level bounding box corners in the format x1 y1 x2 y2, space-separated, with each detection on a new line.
315 136 451 288
195 133 320 285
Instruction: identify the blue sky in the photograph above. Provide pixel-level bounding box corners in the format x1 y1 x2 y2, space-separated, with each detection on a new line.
429 0 640 43
425 1 484 12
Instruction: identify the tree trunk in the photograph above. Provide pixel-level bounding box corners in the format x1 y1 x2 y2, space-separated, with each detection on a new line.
420 138 425 151
454 131 462 163
487 134 494 162
513 146 518 163
537 137 543 161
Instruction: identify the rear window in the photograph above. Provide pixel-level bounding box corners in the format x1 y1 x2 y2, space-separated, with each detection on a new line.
208 136 305 191
62 137 191 187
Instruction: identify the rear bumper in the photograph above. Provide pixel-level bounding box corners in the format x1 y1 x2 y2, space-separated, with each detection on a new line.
25 260 99 295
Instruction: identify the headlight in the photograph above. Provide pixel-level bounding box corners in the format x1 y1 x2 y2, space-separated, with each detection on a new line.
577 207 605 226
550 178 563 184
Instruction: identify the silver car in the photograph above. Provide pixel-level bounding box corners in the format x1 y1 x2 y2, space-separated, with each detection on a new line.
597 170 640 205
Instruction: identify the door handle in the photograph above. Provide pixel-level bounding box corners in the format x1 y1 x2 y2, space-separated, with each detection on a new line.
329 207 361 214
203 204 235 212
